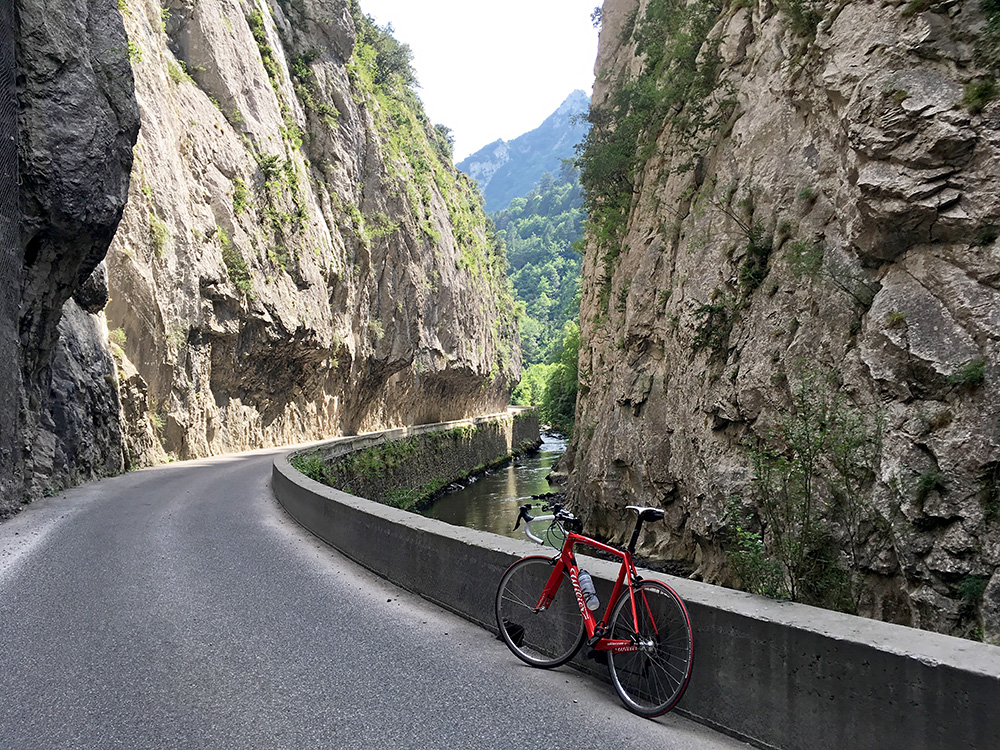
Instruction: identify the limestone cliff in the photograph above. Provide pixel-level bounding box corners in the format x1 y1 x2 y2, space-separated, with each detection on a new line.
3 0 140 514
105 0 518 464
570 0 1000 640
2 0 518 514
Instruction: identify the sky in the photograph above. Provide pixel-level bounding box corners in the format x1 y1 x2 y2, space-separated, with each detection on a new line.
357 0 600 162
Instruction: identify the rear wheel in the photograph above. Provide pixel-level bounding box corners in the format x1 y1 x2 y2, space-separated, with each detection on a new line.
607 580 693 717
495 556 585 668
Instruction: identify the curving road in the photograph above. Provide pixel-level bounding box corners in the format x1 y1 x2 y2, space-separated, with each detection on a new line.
0 447 749 749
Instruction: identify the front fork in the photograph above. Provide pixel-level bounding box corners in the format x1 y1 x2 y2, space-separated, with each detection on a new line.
537 556 602 632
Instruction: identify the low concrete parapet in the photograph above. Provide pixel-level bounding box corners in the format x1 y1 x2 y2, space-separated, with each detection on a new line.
272 416 1000 750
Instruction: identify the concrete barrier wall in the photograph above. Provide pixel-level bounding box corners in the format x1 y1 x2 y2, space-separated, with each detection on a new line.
272 420 1000 750
298 410 540 504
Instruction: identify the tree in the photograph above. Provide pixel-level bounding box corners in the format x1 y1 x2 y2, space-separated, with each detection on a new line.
494 171 584 367
540 322 580 435
727 368 889 612
353 13 417 89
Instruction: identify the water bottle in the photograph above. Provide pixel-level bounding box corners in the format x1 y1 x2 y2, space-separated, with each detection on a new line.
578 570 600 610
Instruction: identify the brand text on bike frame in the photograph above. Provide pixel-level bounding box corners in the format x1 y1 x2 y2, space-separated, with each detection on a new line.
543 533 653 653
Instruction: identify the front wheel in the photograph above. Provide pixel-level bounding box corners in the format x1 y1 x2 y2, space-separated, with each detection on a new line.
607 580 694 717
495 556 585 668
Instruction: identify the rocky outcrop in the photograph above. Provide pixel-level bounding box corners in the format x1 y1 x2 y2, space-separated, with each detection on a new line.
570 0 1000 640
2 0 517 513
2 0 140 514
1 0 21 514
103 0 518 465
459 140 511 195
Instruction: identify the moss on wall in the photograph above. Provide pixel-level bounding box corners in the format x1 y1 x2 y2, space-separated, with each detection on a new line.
292 411 541 510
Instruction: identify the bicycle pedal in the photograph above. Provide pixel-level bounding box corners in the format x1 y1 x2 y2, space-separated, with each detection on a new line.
585 627 606 648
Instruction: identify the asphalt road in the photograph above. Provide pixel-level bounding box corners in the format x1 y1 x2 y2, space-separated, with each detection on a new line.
0 447 750 749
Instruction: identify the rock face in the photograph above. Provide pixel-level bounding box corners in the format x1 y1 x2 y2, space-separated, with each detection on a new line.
3 0 140 515
103 0 518 465
569 0 1000 641
2 0 517 514
1 0 22 513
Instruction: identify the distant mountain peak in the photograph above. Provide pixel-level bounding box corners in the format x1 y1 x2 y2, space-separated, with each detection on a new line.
554 89 590 116
457 91 590 213
460 140 510 192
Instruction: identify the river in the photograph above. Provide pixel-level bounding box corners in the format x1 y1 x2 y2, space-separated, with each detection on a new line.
422 433 567 541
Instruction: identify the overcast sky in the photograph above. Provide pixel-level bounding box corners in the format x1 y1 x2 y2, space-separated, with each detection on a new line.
358 0 600 161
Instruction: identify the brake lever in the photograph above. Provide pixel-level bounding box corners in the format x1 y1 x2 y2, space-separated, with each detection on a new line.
513 504 534 531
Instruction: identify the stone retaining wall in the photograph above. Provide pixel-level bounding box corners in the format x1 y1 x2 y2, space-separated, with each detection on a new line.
295 409 539 506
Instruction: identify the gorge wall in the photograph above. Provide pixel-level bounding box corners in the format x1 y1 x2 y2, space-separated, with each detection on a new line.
569 0 1000 641
1 1 21 510
2 0 518 514
5 0 140 514
105 0 518 465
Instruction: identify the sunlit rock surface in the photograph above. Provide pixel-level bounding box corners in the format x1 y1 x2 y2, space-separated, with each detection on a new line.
4 0 518 512
103 0 519 464
569 0 1000 640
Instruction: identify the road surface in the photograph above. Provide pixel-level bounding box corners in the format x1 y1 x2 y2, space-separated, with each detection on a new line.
0 447 749 749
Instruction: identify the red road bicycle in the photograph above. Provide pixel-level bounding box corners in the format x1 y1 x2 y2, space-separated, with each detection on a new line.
495 504 694 717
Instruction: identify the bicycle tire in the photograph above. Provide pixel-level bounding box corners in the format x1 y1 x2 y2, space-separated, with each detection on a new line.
495 556 586 668
606 579 694 717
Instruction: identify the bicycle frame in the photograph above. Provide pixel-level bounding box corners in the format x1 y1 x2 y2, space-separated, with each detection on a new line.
499 503 692 717
536 531 652 654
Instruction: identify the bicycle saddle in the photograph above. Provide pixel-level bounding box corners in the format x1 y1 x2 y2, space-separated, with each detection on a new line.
626 505 665 522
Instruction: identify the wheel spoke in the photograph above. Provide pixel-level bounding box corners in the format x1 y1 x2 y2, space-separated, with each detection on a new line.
495 556 585 668
607 581 693 717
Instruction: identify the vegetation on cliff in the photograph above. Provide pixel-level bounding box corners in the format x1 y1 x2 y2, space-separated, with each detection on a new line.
726 368 888 613
570 0 1000 641
495 168 583 435
347 4 516 338
977 0 1000 70
577 0 727 266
